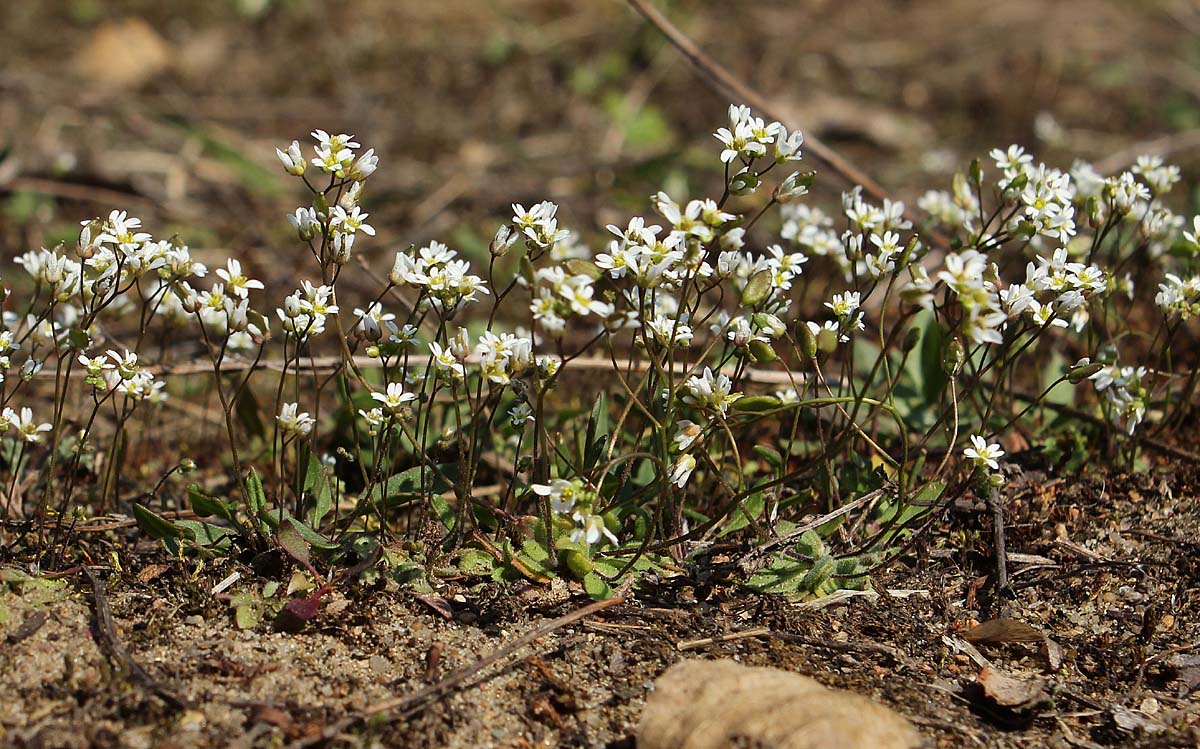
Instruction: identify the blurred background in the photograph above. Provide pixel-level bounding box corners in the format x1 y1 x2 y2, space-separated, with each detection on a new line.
1 0 1198 293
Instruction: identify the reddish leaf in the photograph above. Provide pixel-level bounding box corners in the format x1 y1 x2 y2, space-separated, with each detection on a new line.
284 592 322 622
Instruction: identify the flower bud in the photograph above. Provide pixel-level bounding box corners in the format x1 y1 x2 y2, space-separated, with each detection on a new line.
729 168 759 196
490 224 518 257
276 140 306 177
774 171 816 204
21 358 43 381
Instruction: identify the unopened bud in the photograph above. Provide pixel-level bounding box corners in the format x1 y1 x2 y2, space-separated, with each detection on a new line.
730 168 759 196
490 224 518 257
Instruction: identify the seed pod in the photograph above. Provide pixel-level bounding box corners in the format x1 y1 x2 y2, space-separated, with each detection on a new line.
602 510 622 536
942 337 965 376
1067 362 1105 383
741 269 773 307
753 444 785 469
798 322 818 359
747 339 778 364
732 395 783 413
565 258 603 281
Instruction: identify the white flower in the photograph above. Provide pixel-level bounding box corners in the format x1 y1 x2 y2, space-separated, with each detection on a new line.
2 407 52 444
570 512 619 547
682 367 742 416
371 382 417 414
531 478 582 514
428 342 465 381
215 259 265 299
963 435 1005 471
330 205 375 237
358 407 386 436
349 148 378 181
277 402 315 437
509 402 534 427
673 420 703 452
669 454 697 488
276 140 306 176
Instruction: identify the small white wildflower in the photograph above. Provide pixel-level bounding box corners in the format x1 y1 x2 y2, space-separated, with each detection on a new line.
963 434 1005 471
371 382 417 414
277 402 316 437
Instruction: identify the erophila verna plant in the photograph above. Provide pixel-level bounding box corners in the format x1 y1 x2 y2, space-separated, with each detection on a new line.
1 105 1197 601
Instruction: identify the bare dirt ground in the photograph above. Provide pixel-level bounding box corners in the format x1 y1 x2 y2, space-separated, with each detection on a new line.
2 462 1199 748
2 1 1200 747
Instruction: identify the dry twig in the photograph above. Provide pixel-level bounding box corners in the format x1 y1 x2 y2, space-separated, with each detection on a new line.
84 567 187 709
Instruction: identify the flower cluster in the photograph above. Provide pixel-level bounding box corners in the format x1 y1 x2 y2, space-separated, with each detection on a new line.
77 349 166 401
389 241 489 316
1088 361 1149 435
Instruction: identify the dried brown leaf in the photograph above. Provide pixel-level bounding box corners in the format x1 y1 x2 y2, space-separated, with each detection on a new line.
977 666 1047 710
964 618 1046 644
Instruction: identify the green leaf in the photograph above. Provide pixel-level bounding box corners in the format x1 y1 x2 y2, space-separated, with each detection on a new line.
367 464 455 504
583 572 614 600
256 510 339 551
172 520 236 551
918 312 949 404
245 468 267 516
583 392 610 472
520 539 551 565
132 503 186 540
301 451 334 528
562 549 593 580
187 484 237 524
286 516 340 551
718 492 764 537
746 556 810 594
458 548 496 576
277 519 311 567
429 491 456 532
234 600 262 630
